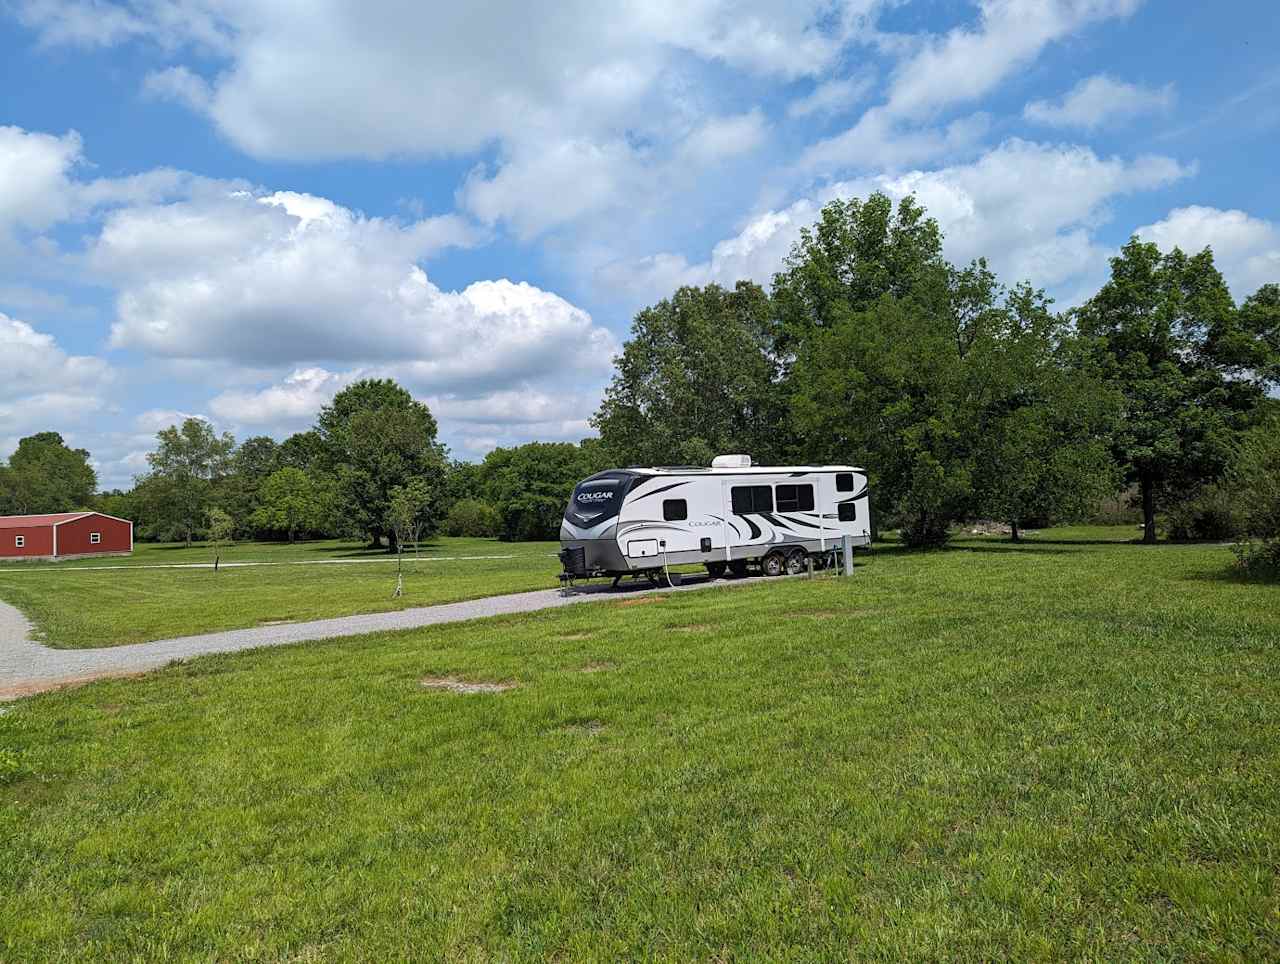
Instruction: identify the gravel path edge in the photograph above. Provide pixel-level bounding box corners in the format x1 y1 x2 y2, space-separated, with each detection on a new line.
0 573 777 701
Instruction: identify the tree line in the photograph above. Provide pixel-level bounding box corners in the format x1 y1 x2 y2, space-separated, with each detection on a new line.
2 192 1277 570
1 380 609 550
591 194 1280 569
88 381 611 549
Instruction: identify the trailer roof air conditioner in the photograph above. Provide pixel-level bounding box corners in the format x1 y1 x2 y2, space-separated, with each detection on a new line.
711 454 752 468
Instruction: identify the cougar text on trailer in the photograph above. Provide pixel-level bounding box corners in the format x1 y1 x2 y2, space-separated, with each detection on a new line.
559 455 870 585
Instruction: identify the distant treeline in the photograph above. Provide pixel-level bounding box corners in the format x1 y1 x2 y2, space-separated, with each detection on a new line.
2 192 1277 570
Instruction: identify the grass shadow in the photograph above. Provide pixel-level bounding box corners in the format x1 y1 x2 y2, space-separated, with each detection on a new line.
940 544 1079 556
1181 565 1278 587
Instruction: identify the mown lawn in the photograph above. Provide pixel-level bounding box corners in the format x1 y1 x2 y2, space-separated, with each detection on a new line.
1 528 1278 959
0 537 559 648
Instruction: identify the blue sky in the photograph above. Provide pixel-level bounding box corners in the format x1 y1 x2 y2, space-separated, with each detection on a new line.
1 0 1278 488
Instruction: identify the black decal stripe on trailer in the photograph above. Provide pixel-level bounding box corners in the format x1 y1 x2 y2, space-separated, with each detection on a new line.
709 514 740 537
628 480 692 502
760 513 795 533
738 515 762 541
778 514 824 530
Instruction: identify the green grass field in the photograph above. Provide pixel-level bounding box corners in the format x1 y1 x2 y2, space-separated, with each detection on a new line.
0 537 560 648
2 527 1278 959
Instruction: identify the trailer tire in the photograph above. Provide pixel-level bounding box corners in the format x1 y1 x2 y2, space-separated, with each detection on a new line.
762 551 787 577
705 561 727 579
785 549 807 575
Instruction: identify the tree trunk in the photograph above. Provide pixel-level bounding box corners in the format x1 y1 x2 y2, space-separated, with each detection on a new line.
386 529 398 554
1140 475 1157 544
1010 521 1020 542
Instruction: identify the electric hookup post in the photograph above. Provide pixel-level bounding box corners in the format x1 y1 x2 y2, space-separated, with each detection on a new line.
842 534 854 576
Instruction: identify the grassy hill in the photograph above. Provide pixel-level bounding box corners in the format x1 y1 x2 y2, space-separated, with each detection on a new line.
1 527 1277 959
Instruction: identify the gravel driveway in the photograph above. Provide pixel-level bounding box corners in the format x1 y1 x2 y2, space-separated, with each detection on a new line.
0 572 773 701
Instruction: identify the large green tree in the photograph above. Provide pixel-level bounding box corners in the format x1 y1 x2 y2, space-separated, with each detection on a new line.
772 193 949 352
276 430 328 471
317 379 444 550
778 195 974 545
967 286 1119 539
251 468 324 543
478 441 608 541
140 418 235 545
780 195 1121 546
1074 240 1277 543
0 432 97 514
215 435 280 537
593 281 784 467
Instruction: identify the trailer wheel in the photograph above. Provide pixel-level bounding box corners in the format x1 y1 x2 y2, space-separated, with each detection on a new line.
705 561 727 579
785 549 807 576
762 551 787 577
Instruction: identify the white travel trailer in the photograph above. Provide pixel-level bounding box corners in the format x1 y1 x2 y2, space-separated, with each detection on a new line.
559 455 871 583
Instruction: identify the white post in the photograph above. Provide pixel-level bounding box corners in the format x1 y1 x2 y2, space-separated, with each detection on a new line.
842 534 854 576
721 481 732 563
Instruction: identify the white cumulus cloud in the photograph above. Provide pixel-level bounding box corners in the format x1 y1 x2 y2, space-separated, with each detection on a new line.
0 313 114 447
606 139 1192 304
95 187 618 395
883 0 1143 119
12 0 883 235
1025 74 1175 130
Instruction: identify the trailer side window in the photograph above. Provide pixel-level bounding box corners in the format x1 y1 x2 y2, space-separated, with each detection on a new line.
838 502 857 522
663 499 687 521
775 484 814 513
731 485 773 514
836 473 854 492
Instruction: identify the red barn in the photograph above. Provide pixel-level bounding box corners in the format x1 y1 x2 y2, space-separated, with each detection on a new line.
0 512 133 561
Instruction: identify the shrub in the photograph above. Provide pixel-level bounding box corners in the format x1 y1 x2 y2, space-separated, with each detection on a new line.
1231 417 1280 577
442 499 501 538
1166 485 1243 542
1234 539 1280 576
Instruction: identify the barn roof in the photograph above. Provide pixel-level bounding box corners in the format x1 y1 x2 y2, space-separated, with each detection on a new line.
0 512 95 529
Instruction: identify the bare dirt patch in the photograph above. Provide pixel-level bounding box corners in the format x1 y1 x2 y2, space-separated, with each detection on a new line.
669 623 713 632
556 631 595 641
617 595 668 608
579 660 615 673
0 670 150 702
419 676 516 694
257 619 293 626
786 610 843 620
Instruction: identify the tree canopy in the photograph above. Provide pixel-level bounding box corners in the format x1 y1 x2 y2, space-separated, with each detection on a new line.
0 432 97 515
318 379 445 550
593 281 783 467
1074 239 1277 542
139 418 235 545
